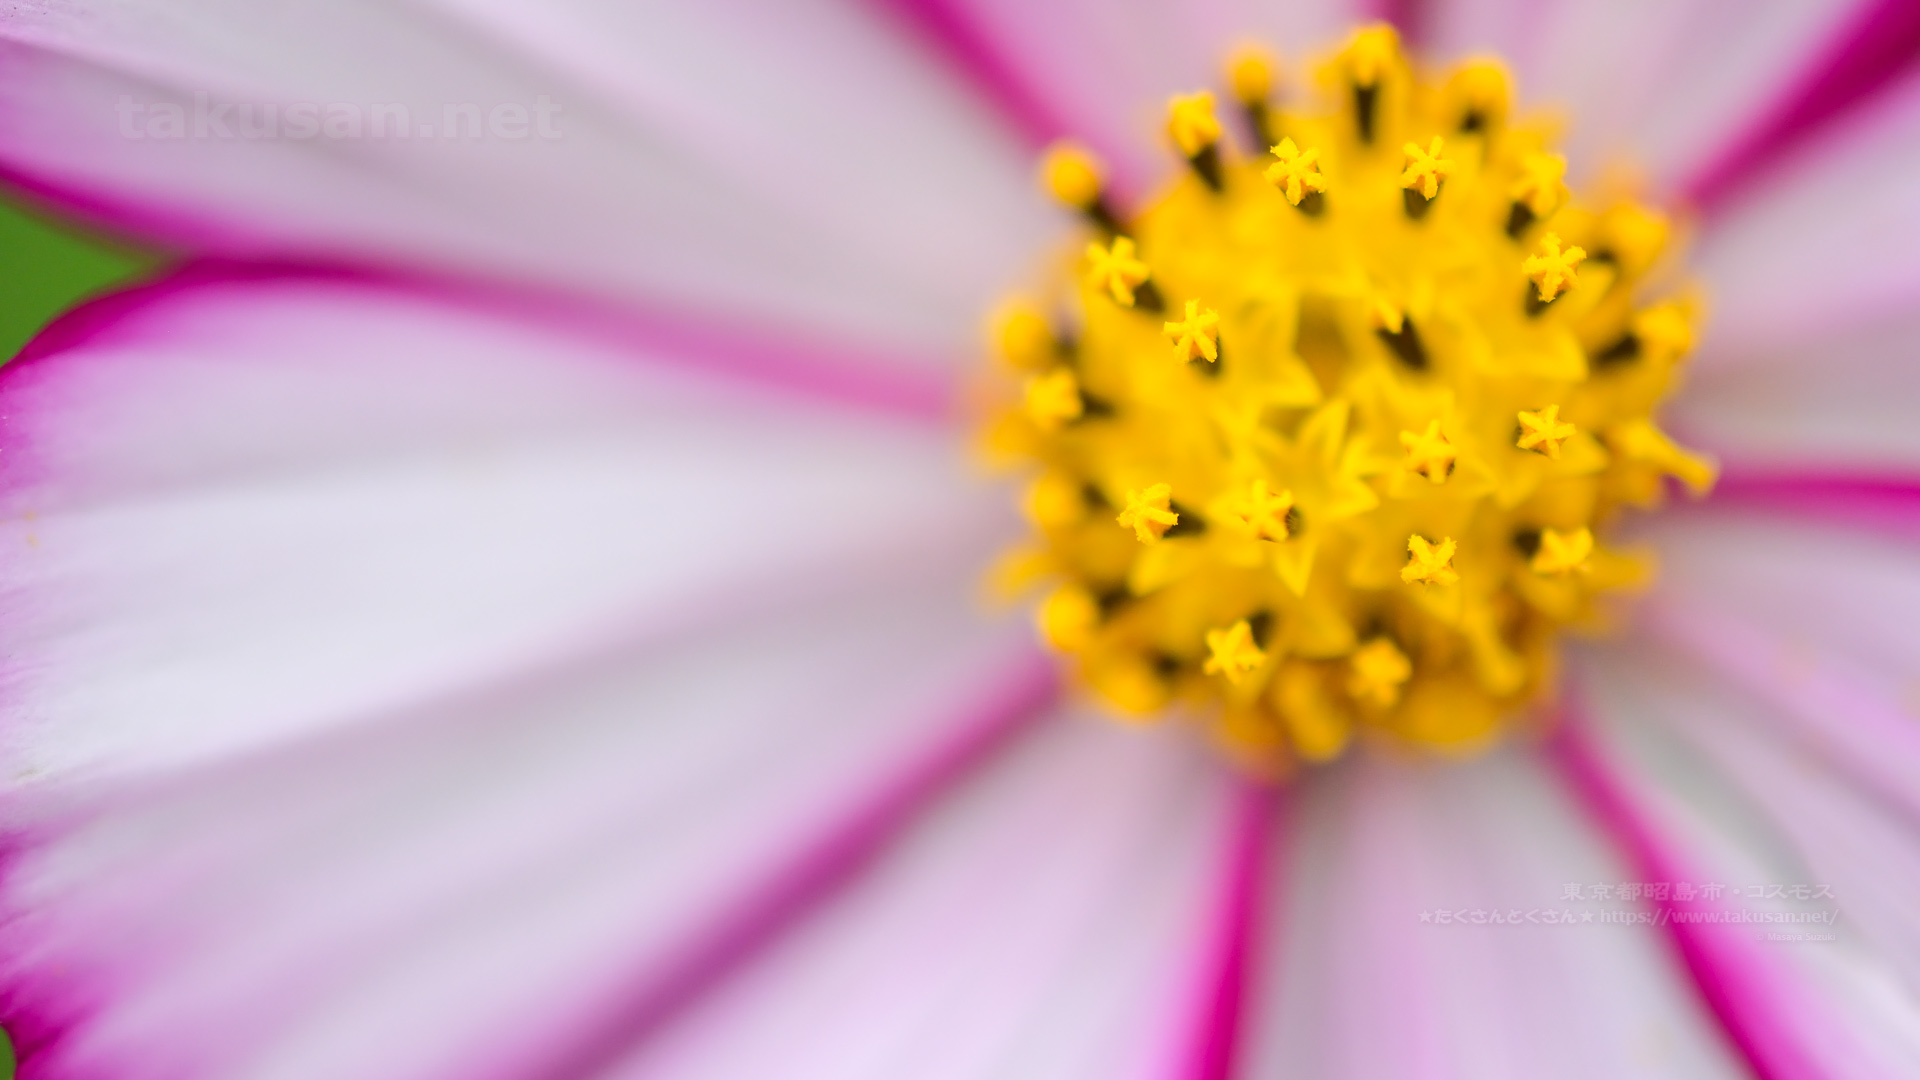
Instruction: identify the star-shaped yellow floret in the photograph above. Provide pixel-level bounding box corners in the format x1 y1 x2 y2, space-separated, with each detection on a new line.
1402 534 1459 585
1511 152 1568 216
1086 236 1150 307
1116 483 1178 544
1523 232 1586 303
1531 526 1593 575
1348 637 1412 708
1204 619 1267 684
1264 138 1328 206
1223 479 1293 541
1399 420 1456 483
1163 300 1221 363
1166 91 1222 157
1023 369 1083 430
1516 404 1576 458
1400 137 1454 199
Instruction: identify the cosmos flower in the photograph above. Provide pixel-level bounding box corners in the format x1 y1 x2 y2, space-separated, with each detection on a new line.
0 2 1916 1079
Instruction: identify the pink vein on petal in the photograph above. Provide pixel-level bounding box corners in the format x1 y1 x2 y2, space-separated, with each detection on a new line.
869 0 1078 154
1177 778 1276 1080
8 258 957 426
1544 710 1831 1080
1683 0 1920 213
490 648 1061 1080
1706 467 1920 537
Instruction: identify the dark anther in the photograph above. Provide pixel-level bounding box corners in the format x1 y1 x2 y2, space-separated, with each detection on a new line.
1353 83 1379 143
1460 109 1487 134
1284 506 1305 536
1248 610 1275 649
1095 584 1132 618
1524 289 1553 318
1588 248 1619 267
1084 198 1125 236
1077 389 1116 418
1243 102 1275 152
1376 320 1428 370
1162 501 1207 539
1505 201 1536 239
1194 343 1225 378
1403 187 1434 220
1081 482 1110 509
1132 279 1167 314
1188 144 1223 192
1150 651 1184 679
1297 190 1327 217
1511 528 1542 559
1592 332 1641 368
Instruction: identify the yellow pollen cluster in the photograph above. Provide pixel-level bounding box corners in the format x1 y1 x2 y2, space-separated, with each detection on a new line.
983 24 1715 771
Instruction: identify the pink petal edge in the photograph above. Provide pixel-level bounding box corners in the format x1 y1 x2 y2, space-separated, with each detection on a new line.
1683 0 1920 213
1177 778 1277 1080
11 258 956 428
466 648 1061 1080
1544 708 1830 1080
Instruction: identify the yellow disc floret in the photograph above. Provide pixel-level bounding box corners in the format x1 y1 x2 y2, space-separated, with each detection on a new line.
982 25 1714 769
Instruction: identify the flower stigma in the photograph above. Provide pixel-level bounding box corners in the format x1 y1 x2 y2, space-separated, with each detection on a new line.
982 25 1715 773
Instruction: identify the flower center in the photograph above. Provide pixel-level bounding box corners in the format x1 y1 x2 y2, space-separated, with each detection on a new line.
981 24 1715 773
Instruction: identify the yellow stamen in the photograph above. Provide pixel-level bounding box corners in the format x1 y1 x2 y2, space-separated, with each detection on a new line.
1227 44 1276 103
1038 584 1100 650
1400 137 1454 199
1531 526 1594 575
1264 138 1327 205
986 40 1713 769
1043 142 1106 210
1511 152 1568 217
1163 300 1221 363
1085 236 1150 307
1348 638 1412 709
1116 483 1178 544
1345 24 1400 87
1516 405 1576 458
1167 92 1223 158
1023 369 1084 430
1222 479 1293 541
1204 619 1266 683
1399 420 1456 483
1402 534 1459 586
1524 232 1586 303
991 300 1055 370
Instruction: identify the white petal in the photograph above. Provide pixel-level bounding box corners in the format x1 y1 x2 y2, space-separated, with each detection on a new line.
1427 0 1863 189
0 0 1053 361
0 271 1004 786
1690 70 1920 363
878 0 1364 196
1579 645 1920 1076
1242 745 1744 1080
1637 509 1920 826
602 712 1239 1080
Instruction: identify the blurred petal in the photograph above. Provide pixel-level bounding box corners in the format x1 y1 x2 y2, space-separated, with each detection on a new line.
605 713 1241 1080
1576 648 1920 1077
877 0 1365 198
1674 309 1920 475
1242 745 1744 1080
0 0 1054 362
0 270 1065 1078
1635 509 1920 826
1427 0 1870 190
0 269 1006 787
1688 70 1920 365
